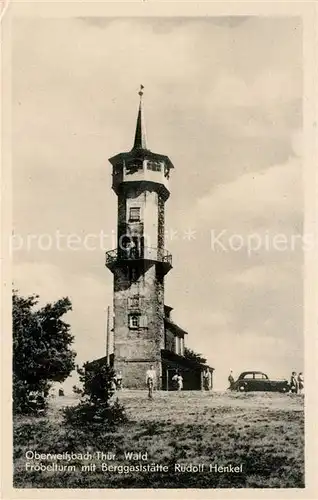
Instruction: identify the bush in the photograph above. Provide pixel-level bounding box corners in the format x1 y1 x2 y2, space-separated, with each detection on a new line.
62 362 127 427
63 399 127 428
13 375 49 415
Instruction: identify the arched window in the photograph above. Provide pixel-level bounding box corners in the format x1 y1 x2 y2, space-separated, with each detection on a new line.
129 314 140 329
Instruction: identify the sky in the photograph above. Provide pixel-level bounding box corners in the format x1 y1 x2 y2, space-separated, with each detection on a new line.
12 16 303 390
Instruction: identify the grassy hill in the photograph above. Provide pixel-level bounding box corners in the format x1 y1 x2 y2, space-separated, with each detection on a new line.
13 390 304 488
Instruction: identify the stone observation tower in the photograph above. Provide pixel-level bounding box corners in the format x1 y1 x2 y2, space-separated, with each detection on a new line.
105 86 174 388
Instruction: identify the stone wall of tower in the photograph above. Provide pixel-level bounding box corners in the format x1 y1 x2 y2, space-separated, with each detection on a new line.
121 184 160 249
117 191 127 233
114 360 162 390
113 263 165 388
157 196 165 249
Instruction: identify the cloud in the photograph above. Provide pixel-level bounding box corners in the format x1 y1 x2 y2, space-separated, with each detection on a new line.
12 17 303 387
194 156 302 233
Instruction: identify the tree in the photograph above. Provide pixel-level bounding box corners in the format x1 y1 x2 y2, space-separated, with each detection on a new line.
13 290 76 414
78 361 115 405
63 362 127 427
184 347 207 365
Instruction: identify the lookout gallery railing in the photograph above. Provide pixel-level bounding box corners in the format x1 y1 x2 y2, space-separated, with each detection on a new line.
105 246 172 266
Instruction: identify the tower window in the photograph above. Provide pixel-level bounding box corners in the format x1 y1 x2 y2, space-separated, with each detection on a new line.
126 159 143 174
147 161 161 172
129 314 140 329
129 207 141 222
128 296 140 309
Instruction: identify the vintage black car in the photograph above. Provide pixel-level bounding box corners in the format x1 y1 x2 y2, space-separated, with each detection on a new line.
231 371 289 393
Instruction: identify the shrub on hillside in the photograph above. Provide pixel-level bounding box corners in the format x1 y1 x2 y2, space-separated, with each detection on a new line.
62 362 127 428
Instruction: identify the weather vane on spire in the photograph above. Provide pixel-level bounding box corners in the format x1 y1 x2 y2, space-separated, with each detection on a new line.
138 84 144 97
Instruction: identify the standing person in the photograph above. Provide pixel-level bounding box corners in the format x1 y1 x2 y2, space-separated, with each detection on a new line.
228 370 235 390
177 373 183 391
297 372 304 394
116 370 123 390
172 370 179 391
290 371 299 394
203 368 211 391
146 364 156 399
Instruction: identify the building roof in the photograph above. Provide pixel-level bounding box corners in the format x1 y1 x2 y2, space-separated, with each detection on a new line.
85 354 114 370
164 305 174 314
164 317 188 337
161 349 214 371
86 351 214 373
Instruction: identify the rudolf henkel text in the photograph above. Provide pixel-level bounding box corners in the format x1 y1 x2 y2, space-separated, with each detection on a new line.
24 450 243 474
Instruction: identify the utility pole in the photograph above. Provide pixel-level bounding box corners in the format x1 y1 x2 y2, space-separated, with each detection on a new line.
112 312 115 355
106 306 110 365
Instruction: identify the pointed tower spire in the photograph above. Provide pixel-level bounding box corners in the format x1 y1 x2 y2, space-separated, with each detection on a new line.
132 85 147 150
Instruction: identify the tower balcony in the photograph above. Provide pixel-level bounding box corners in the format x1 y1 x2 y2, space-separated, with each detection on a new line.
105 246 172 275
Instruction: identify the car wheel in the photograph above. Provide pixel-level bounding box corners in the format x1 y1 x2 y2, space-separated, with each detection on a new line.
238 385 246 392
281 386 288 393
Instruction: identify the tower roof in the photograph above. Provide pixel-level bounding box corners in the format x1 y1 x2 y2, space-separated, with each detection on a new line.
132 85 148 151
108 86 174 170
